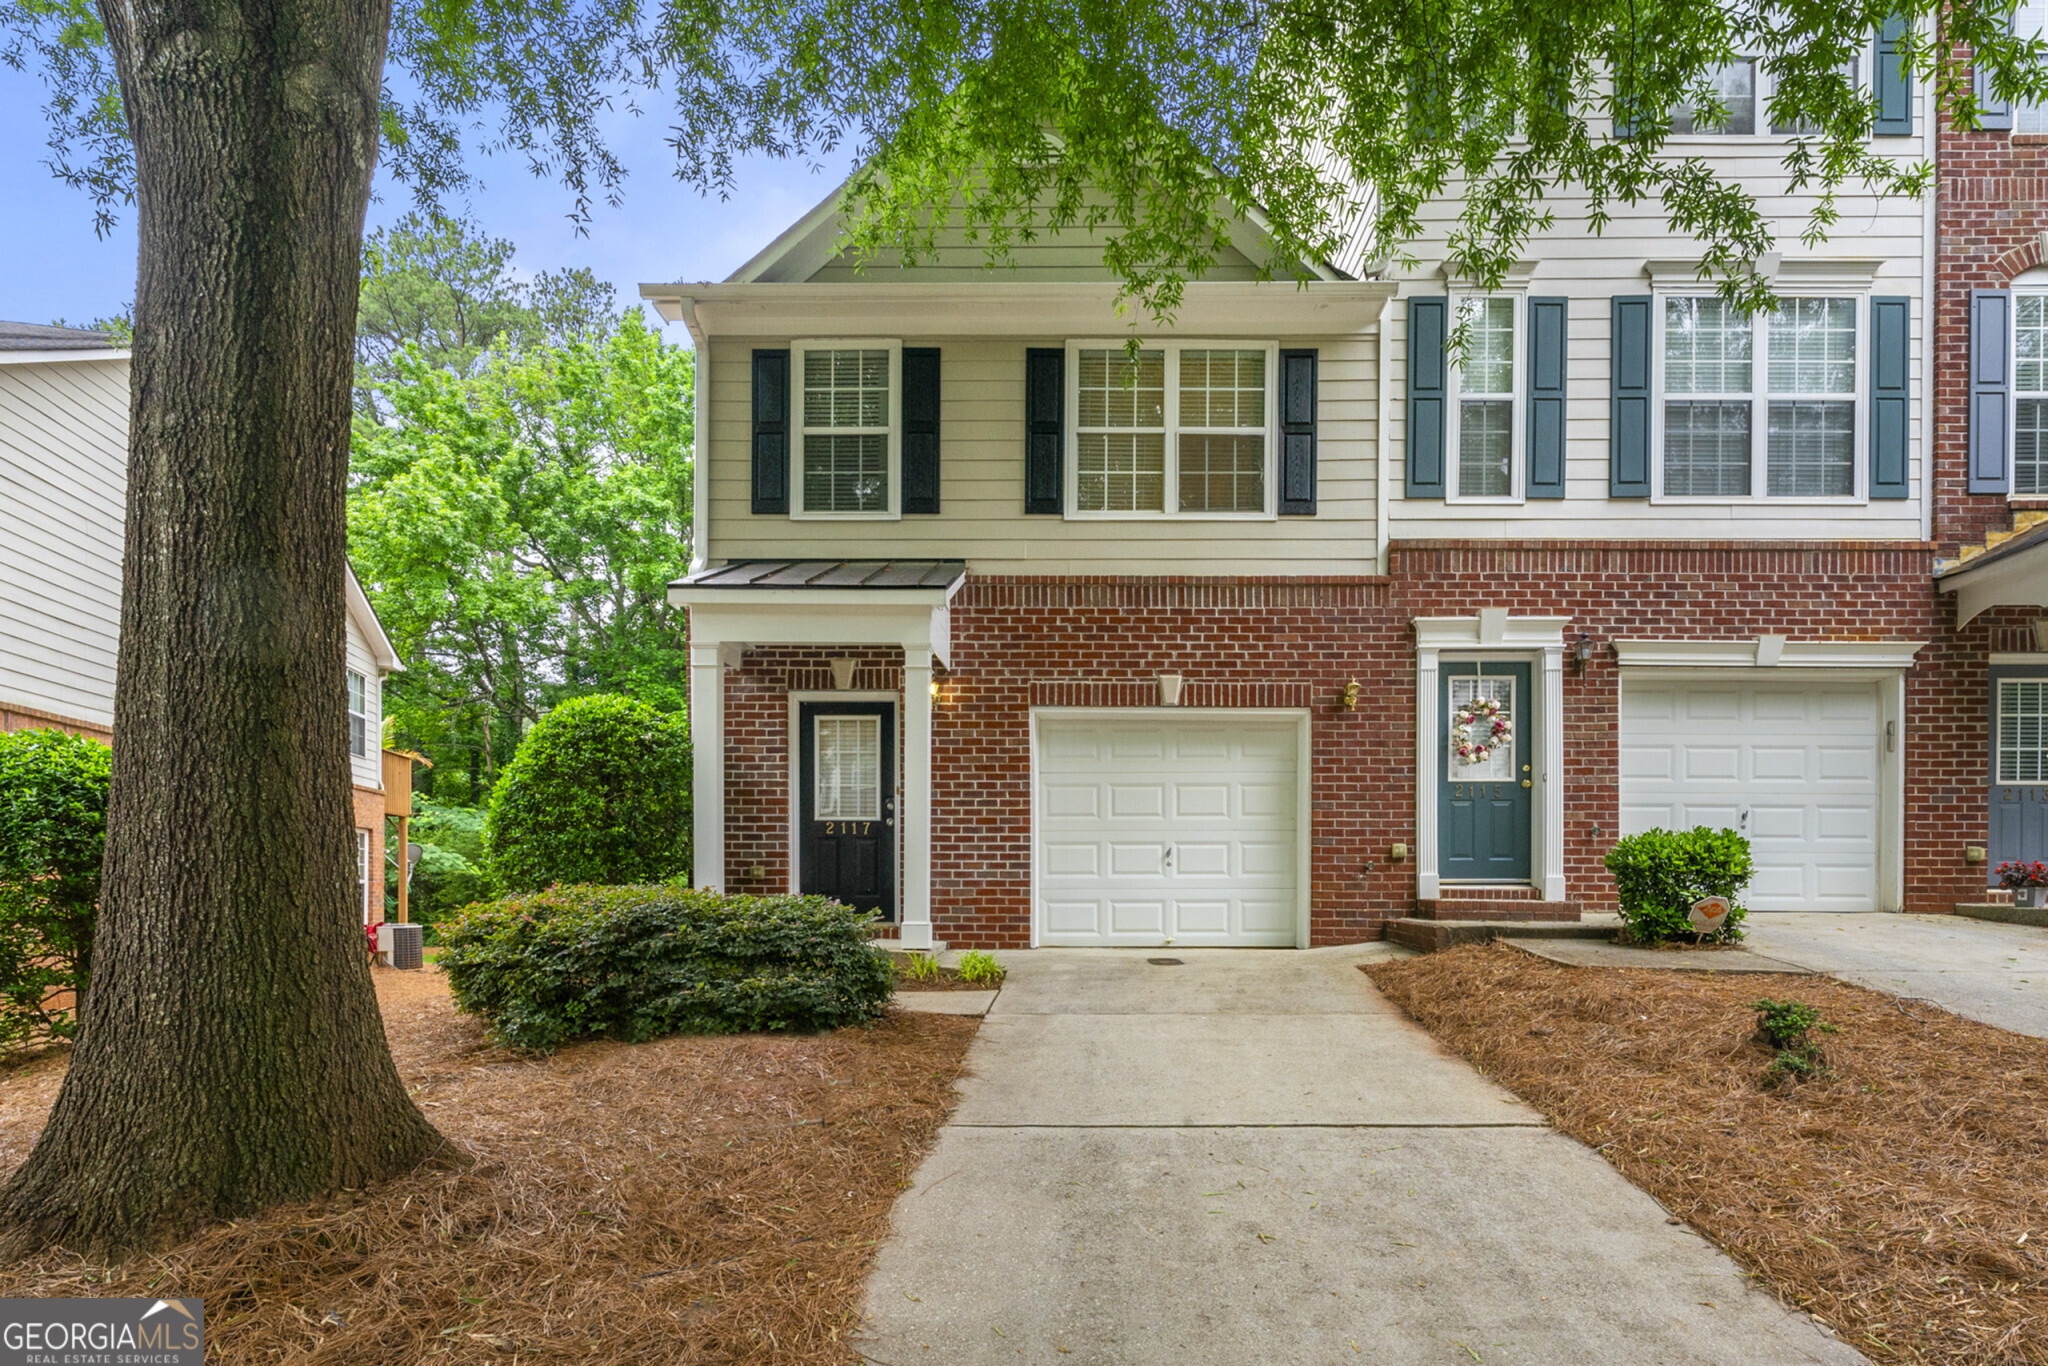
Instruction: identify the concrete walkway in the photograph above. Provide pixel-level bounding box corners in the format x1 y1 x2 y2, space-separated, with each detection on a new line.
1743 912 2048 1040
857 947 1863 1366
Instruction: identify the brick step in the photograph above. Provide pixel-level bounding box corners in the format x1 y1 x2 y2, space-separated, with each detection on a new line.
1431 885 1541 901
1413 898 1583 922
1387 918 1616 953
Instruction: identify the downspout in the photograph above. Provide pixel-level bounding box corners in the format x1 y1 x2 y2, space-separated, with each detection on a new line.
677 296 712 573
1923 67 1938 545
1376 295 1394 574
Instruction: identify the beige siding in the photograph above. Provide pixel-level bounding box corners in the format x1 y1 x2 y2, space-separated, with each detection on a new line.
706 334 1379 575
0 358 129 729
807 220 1264 284
1385 131 1932 541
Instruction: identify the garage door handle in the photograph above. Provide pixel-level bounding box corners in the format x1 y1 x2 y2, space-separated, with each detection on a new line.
1165 845 1174 867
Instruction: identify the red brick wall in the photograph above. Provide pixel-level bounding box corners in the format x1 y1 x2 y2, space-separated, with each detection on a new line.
352 785 386 924
1935 103 2048 554
0 702 111 743
708 547 1992 948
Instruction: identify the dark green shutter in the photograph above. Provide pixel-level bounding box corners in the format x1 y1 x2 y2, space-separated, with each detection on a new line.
1610 296 1653 498
1405 297 1448 499
1875 15 1914 135
1024 348 1064 514
902 347 941 514
1869 297 1910 499
1526 297 1568 498
751 348 790 515
1278 348 1318 515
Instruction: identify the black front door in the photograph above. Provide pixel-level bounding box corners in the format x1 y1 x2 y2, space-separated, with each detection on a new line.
1440 661 1533 882
799 701 897 920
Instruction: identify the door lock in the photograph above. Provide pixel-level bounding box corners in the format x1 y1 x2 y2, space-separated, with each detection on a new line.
1521 779 1532 789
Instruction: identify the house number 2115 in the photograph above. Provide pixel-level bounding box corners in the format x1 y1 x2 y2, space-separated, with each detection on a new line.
1451 785 1513 799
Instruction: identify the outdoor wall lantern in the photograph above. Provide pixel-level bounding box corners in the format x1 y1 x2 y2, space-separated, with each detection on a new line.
1570 631 1595 673
1341 679 1361 710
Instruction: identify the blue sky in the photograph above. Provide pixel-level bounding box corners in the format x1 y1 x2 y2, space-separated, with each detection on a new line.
0 67 859 346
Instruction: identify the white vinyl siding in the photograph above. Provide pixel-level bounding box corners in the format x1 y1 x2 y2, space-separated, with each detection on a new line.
0 357 129 730
2017 0 2048 134
794 342 900 517
709 333 1378 575
1657 294 1862 503
1452 296 1518 500
1067 341 1277 519
344 610 384 791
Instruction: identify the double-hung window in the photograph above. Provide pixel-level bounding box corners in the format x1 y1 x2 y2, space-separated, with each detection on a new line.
1067 342 1276 517
2016 0 2048 133
2016 294 2048 494
1665 53 1868 138
794 341 900 517
1658 295 1861 501
347 669 369 758
1450 296 1518 500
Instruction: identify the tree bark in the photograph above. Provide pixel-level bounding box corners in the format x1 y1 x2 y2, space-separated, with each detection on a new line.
0 0 446 1252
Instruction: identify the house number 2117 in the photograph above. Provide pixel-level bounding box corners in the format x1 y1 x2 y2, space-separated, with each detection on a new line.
823 822 874 835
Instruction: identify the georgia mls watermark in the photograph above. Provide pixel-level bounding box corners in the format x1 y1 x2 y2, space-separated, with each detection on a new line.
0 1298 202 1365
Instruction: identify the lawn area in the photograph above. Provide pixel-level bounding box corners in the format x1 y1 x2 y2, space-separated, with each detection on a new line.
1366 944 2048 1366
0 967 976 1365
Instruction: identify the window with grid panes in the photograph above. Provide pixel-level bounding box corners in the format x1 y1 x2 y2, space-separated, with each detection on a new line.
800 348 892 513
1661 295 1859 499
2017 0 2048 133
1670 61 1756 134
2018 295 2048 495
2000 680 2048 783
1071 344 1275 516
1663 297 1754 496
1456 297 1515 498
1766 298 1856 497
347 669 369 758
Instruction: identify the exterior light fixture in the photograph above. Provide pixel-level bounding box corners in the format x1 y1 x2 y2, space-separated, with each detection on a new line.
1571 631 1595 673
1341 679 1361 710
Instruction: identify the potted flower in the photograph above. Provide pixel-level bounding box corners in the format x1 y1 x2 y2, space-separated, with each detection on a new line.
1996 860 2048 908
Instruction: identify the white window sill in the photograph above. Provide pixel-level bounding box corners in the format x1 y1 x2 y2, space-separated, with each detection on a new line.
1649 496 1870 507
1062 511 1278 523
788 510 903 522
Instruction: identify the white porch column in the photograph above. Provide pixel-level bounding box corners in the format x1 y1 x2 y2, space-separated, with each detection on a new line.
1415 647 1441 900
1540 643 1567 902
899 646 935 949
689 641 726 891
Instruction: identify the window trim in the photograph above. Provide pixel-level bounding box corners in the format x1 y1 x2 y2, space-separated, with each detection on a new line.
790 338 904 521
357 827 373 925
1661 45 1875 144
1649 289 1870 505
2012 286 2048 496
347 668 370 759
1061 338 1281 521
1997 676 2048 785
1446 291 1526 505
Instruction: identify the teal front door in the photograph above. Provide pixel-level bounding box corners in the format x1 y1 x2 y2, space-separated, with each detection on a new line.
1440 662 1533 882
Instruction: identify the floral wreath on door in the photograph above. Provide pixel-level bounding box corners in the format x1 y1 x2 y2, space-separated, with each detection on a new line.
1451 696 1512 766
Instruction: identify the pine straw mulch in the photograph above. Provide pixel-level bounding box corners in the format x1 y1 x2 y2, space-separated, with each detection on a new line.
0 966 979 1365
1364 944 2048 1366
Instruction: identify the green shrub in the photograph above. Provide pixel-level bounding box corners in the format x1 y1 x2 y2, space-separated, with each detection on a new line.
485 695 692 894
437 884 893 1050
1603 826 1753 944
1750 998 1839 1087
0 730 110 1044
955 950 1005 984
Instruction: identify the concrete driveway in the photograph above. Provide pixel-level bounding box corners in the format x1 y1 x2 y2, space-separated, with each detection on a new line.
1743 912 2048 1039
856 948 1863 1366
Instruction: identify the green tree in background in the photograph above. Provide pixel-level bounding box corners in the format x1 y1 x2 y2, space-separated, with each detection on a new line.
356 214 619 419
349 307 694 802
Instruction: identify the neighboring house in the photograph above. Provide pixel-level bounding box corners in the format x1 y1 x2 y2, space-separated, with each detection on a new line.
646 33 1977 949
1927 9 2048 887
0 320 405 924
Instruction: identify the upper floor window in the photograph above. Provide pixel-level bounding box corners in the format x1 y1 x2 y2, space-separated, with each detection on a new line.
1658 295 1861 501
1067 343 1276 518
2017 0 2048 133
1667 54 1865 138
2016 293 2048 494
1452 296 1519 500
347 669 369 758
794 342 900 517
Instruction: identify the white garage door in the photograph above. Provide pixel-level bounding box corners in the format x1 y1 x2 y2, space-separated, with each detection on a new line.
1035 715 1300 946
1620 680 1881 912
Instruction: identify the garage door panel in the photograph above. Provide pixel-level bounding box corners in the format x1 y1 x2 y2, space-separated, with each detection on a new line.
1621 682 1880 913
1037 716 1299 946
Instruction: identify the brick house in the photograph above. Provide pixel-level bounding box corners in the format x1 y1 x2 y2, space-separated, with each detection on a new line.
0 320 407 923
647 30 2008 949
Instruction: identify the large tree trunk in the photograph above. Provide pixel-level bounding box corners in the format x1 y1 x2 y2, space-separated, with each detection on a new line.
0 0 446 1252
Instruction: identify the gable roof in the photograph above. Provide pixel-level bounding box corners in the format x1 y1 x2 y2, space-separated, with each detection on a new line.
345 563 404 674
0 320 118 352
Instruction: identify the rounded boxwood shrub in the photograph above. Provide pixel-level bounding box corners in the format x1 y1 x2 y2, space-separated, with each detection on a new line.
1603 826 1753 944
0 729 110 1044
437 884 894 1050
486 694 691 893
